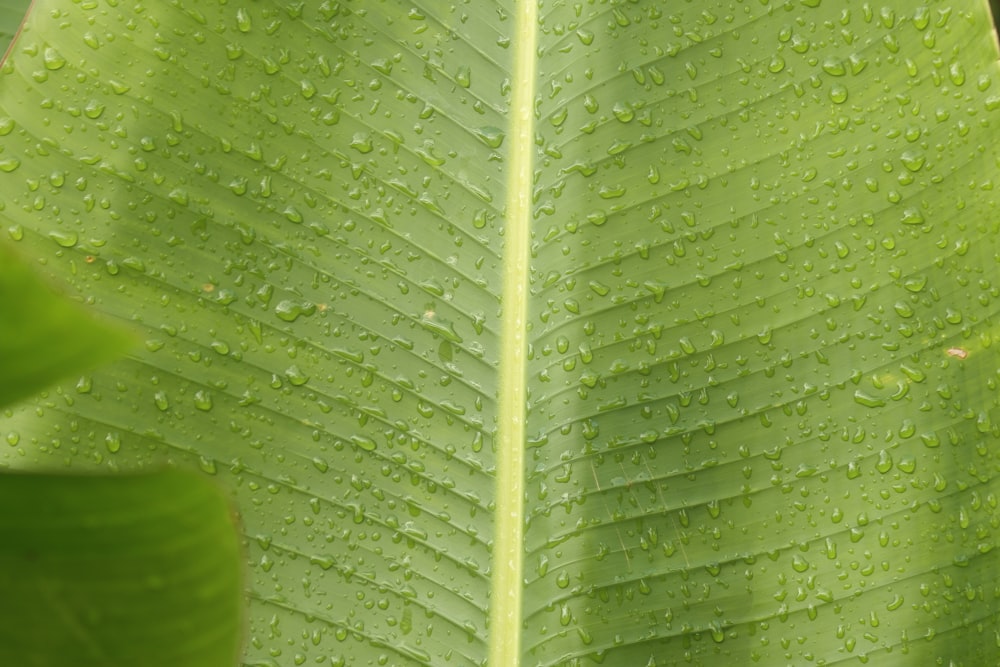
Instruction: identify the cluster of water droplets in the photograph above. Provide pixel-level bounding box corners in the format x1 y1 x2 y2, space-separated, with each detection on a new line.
3 0 1000 665
519 1 1000 665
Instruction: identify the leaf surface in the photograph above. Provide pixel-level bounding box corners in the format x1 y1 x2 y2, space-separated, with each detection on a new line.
3 1 1000 665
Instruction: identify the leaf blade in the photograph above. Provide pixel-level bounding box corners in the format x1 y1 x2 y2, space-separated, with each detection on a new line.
2 1 1000 666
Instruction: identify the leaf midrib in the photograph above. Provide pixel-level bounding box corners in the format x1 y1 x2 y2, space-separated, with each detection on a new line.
489 3 537 664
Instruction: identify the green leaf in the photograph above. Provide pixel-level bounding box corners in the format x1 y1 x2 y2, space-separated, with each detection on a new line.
0 470 243 667
0 0 31 59
0 242 133 408
3 1 1000 665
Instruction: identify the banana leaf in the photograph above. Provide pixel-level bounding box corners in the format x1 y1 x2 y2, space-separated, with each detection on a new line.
2 1 1000 665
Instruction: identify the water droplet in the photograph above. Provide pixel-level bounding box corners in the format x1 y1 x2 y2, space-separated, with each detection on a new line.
274 300 316 322
829 84 848 104
236 7 252 32
168 189 189 206
900 151 925 172
194 390 213 411
43 47 67 70
822 58 846 76
350 132 373 153
84 100 105 119
875 449 893 473
198 456 217 474
352 434 377 452
612 102 634 123
559 603 572 626
949 62 966 86
853 391 885 408
285 365 309 386
49 231 78 248
474 126 505 148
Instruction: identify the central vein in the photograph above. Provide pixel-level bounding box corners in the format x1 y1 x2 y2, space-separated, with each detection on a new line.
488 2 537 664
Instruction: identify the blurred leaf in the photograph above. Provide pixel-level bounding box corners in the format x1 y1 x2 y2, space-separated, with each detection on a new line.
0 469 243 667
2 1 1000 665
0 243 133 408
0 0 30 59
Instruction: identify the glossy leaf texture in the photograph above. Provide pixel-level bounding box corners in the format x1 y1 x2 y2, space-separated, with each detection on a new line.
2 1 1000 666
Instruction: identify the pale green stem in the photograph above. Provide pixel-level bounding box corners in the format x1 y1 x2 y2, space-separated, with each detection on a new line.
488 1 537 664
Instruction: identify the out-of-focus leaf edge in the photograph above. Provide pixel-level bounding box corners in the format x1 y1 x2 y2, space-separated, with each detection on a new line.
0 0 32 63
0 468 245 667
0 241 135 409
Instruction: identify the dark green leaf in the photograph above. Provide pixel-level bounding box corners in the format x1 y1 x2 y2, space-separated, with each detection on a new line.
0 243 133 408
0 470 243 667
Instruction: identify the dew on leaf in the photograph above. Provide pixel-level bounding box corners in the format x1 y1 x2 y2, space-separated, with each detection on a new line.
350 132 374 153
587 210 607 226
274 300 316 322
822 58 846 76
194 390 213 411
352 434 377 452
876 449 893 473
43 47 67 70
420 313 462 343
83 100 105 119
198 456 217 475
285 365 309 386
612 102 634 123
853 391 885 408
949 62 966 86
473 126 505 148
607 140 631 155
168 189 189 206
901 151 926 172
589 280 610 296
236 7 252 32
903 275 927 292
